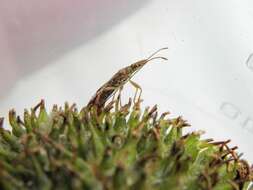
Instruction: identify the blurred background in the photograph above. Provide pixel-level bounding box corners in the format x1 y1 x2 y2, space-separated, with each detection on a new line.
0 0 253 162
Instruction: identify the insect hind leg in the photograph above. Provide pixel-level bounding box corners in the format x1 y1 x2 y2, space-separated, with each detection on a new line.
129 80 142 104
115 85 124 108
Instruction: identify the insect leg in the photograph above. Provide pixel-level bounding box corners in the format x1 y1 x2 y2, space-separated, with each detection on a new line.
129 80 138 103
112 89 117 102
129 80 142 103
118 85 124 107
115 85 124 110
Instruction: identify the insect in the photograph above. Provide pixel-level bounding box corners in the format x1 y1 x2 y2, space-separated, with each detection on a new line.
87 47 168 111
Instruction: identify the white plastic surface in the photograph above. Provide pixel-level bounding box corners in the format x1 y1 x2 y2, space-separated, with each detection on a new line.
0 1 253 162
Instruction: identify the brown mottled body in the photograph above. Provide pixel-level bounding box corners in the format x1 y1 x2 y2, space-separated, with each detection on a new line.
87 48 168 110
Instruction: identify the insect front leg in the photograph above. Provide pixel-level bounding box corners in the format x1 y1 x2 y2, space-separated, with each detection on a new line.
117 85 124 107
129 80 142 103
115 85 124 111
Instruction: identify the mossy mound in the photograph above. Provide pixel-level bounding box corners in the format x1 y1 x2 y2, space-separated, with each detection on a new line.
0 98 252 190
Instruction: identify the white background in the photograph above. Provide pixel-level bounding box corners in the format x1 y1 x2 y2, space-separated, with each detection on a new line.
0 0 253 162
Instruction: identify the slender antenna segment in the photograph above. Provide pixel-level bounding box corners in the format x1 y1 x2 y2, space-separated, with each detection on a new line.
147 47 168 60
148 56 168 62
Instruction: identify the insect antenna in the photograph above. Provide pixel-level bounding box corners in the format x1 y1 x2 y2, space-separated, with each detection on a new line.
147 47 168 60
148 56 168 62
